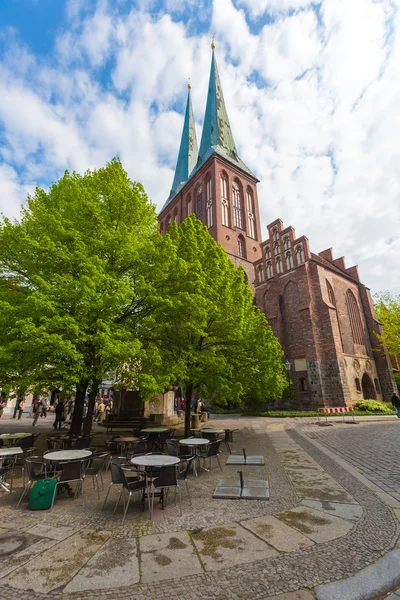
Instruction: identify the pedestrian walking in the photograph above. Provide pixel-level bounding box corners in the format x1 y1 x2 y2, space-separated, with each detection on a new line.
41 397 47 418
53 399 64 430
17 398 25 420
391 392 400 418
97 399 106 423
32 400 41 426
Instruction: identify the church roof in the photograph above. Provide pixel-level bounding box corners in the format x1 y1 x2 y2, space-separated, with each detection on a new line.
195 46 255 179
164 86 198 209
162 44 255 212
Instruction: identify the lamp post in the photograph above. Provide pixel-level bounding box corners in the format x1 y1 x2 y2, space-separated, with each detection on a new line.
284 359 293 404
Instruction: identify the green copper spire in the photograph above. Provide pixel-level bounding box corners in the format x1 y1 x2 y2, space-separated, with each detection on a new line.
197 42 255 178
167 85 198 204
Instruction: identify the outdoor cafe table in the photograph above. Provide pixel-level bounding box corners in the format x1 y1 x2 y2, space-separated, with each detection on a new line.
140 428 170 433
0 447 23 492
130 455 180 517
43 450 92 496
179 438 210 476
114 436 140 452
200 428 225 440
0 433 31 447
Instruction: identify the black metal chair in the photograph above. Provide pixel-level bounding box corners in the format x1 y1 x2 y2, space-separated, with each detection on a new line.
46 438 56 451
83 452 109 499
16 456 46 508
0 464 13 493
113 463 149 524
72 436 93 450
153 465 182 516
130 440 147 457
51 459 85 509
102 461 142 510
166 439 193 462
177 456 195 505
200 440 223 472
157 430 172 451
146 432 160 452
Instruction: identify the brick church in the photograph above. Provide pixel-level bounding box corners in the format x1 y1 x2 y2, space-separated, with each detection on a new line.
158 43 396 407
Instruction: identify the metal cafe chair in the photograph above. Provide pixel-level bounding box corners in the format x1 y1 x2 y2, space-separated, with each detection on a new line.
16 456 46 508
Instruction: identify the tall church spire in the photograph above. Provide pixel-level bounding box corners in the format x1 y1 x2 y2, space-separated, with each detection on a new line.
168 84 198 201
197 41 255 177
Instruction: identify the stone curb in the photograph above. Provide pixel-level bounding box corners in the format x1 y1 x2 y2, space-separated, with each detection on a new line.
315 549 400 600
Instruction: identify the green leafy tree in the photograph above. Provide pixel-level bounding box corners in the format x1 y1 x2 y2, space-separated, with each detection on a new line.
0 159 162 434
373 292 400 356
146 215 287 435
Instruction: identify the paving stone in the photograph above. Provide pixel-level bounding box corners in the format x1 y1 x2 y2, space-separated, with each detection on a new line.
190 522 277 572
277 505 354 543
300 499 363 521
0 538 58 579
25 523 82 541
241 515 314 552
6 529 110 593
266 592 315 600
64 536 139 592
140 531 202 583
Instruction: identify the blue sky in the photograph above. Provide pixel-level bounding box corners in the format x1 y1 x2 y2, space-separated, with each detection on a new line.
0 0 399 293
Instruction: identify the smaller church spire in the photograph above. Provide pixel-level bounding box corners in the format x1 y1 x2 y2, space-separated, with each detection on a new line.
168 85 198 201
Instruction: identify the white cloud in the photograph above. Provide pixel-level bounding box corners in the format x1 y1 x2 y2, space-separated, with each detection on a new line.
0 0 399 293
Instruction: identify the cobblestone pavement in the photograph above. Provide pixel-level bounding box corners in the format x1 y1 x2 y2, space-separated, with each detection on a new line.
0 418 399 600
301 422 400 501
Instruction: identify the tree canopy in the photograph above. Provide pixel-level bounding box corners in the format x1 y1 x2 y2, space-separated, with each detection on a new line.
0 159 162 433
145 215 287 434
373 292 400 357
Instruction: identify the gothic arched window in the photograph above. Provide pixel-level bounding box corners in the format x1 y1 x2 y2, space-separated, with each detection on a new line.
346 289 365 346
221 173 229 226
276 256 283 274
232 181 243 229
206 177 213 228
272 227 278 242
173 208 178 223
238 235 246 258
296 244 304 264
196 185 202 222
285 251 294 270
283 236 290 250
187 194 192 216
266 261 273 279
166 215 172 227
257 264 265 283
327 280 343 350
274 240 280 255
246 188 256 239
265 246 271 259
160 221 164 234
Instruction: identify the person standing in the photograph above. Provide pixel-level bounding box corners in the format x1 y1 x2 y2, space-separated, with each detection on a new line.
41 397 47 418
0 399 5 419
17 398 25 420
97 399 106 423
54 399 64 430
32 400 41 426
391 392 400 417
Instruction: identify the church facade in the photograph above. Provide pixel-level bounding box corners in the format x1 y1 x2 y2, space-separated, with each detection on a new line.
158 44 396 407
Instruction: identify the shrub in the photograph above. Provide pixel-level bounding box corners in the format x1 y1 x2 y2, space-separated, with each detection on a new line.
353 399 395 414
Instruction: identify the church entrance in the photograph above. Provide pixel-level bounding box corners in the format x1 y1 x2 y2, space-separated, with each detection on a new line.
361 373 376 400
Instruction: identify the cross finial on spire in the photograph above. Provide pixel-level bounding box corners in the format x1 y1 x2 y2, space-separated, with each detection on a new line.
211 35 215 50
187 78 191 89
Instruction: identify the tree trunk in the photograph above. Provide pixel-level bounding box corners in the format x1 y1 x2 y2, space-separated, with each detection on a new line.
184 383 193 437
82 380 101 437
69 380 88 436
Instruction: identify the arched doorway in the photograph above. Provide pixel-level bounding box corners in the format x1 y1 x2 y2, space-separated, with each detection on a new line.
361 373 376 399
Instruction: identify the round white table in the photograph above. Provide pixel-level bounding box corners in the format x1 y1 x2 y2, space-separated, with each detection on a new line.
0 433 31 447
0 447 23 492
130 455 180 517
141 428 170 433
130 455 180 467
0 446 23 457
43 450 92 461
179 438 210 476
201 429 224 434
